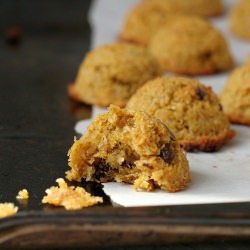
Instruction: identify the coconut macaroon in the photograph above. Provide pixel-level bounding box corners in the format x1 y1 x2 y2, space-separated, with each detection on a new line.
127 77 235 152
67 105 190 192
68 43 162 108
220 64 250 126
156 0 224 17
119 0 223 47
229 0 250 40
119 1 179 46
149 16 234 75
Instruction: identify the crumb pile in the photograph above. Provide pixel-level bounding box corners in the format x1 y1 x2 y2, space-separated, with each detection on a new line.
16 189 29 200
0 203 18 218
42 178 103 210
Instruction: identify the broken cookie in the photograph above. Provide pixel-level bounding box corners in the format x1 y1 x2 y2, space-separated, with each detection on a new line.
66 105 190 192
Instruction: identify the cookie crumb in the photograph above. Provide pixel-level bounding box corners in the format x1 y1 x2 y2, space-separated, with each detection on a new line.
42 178 103 210
0 203 18 218
5 26 22 45
16 189 29 200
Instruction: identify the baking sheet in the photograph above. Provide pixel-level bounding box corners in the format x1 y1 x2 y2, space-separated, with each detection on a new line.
75 0 250 207
3 1 250 248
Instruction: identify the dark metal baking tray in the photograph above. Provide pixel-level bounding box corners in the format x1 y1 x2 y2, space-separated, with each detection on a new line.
1 0 250 249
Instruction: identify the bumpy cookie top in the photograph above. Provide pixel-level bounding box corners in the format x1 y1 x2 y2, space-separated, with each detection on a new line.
230 0 250 40
70 43 161 107
127 76 234 151
149 16 234 75
119 1 178 46
220 64 250 125
67 105 190 192
119 0 223 46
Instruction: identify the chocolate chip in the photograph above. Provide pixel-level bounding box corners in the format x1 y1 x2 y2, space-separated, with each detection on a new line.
142 163 153 169
160 144 175 164
121 161 133 169
218 103 223 111
195 87 206 100
199 51 212 61
94 158 111 180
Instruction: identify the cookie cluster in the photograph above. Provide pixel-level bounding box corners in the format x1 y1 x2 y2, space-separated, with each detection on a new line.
66 0 250 194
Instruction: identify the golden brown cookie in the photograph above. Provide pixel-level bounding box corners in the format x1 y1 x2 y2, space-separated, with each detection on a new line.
67 105 190 192
119 1 178 46
220 64 250 126
69 43 162 107
127 76 235 152
230 0 250 40
154 0 224 17
149 16 234 75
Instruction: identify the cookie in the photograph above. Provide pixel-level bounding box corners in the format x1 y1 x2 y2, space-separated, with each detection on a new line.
220 64 250 126
230 0 250 40
66 105 190 192
68 43 162 107
149 16 234 75
159 0 224 17
119 1 178 46
127 76 235 152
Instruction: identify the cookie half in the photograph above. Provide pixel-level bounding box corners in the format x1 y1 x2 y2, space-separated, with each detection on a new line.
67 105 190 192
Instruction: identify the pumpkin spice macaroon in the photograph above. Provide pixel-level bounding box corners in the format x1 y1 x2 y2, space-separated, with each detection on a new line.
149 15 234 75
66 105 190 193
68 43 162 108
127 76 235 152
119 0 223 47
154 0 224 17
220 64 250 126
119 1 179 46
229 0 250 40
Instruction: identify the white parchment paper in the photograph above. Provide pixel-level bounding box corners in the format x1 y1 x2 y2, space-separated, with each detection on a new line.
75 0 250 207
